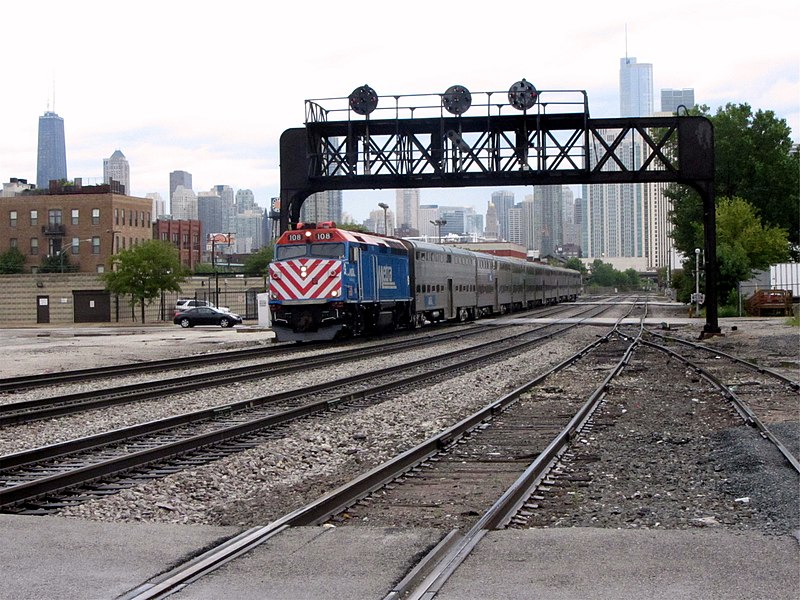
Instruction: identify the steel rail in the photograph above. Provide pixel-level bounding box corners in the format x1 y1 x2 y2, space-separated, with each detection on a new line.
122 304 642 599
0 302 585 393
396 334 641 599
1 307 610 508
644 330 800 390
123 330 628 600
639 339 800 474
0 304 599 425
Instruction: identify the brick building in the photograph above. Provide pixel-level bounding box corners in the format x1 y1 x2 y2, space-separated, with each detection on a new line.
153 218 202 270
0 181 154 273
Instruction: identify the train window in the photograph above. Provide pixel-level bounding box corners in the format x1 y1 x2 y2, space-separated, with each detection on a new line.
447 255 452 263
276 245 306 260
310 243 345 258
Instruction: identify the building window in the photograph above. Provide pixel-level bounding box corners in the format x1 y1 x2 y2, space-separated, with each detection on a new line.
121 209 126 226
10 238 17 248
30 210 38 225
48 209 62 225
114 208 119 225
161 232 168 241
96 264 105 273
92 208 100 225
71 237 80 255
71 209 79 225
9 211 17 227
30 238 39 255
91 237 100 254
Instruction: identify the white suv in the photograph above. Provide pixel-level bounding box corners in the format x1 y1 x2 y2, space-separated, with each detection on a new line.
175 299 229 313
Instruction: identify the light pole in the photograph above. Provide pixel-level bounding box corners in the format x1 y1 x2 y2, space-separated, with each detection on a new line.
430 219 447 244
695 247 701 318
378 202 389 235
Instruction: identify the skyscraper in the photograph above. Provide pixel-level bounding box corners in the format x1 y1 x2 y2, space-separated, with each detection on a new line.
36 110 67 189
300 190 342 224
169 171 192 212
171 185 198 220
582 56 653 268
660 88 695 114
491 190 515 241
395 189 420 230
619 57 653 117
103 150 130 194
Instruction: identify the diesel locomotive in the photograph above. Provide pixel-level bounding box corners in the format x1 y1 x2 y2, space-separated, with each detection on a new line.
268 222 581 342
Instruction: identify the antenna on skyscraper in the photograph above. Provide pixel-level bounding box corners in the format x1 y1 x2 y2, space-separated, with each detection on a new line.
52 71 56 113
624 24 628 62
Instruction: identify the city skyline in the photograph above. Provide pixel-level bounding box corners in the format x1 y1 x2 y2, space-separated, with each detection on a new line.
1 1 797 225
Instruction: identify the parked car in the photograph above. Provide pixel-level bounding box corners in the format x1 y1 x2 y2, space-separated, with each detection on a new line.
173 306 242 328
174 299 230 314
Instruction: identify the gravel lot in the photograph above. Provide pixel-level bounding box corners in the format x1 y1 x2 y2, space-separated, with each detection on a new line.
2 304 798 540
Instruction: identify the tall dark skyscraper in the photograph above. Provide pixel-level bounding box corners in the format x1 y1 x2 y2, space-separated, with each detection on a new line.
36 111 67 189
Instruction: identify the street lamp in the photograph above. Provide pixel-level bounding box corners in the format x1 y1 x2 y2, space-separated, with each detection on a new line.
430 219 447 244
378 202 389 235
694 247 701 318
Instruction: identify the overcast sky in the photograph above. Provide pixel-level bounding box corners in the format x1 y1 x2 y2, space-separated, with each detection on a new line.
1 0 797 222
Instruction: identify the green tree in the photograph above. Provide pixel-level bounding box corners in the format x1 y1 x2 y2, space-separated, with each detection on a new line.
670 103 799 255
339 222 370 233
564 257 588 275
712 196 789 302
101 240 189 323
242 246 274 276
0 247 25 274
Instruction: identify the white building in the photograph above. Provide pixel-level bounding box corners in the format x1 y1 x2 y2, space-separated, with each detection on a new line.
395 189 420 231
171 185 198 220
103 150 130 195
146 192 165 221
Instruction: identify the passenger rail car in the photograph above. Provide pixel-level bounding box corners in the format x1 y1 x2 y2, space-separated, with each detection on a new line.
268 222 581 342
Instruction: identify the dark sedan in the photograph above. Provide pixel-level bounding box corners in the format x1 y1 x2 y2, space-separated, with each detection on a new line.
173 306 243 328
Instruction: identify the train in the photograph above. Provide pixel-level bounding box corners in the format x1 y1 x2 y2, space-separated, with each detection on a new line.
267 222 582 342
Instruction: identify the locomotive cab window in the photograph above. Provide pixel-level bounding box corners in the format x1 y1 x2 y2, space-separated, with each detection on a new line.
310 243 345 258
276 245 306 260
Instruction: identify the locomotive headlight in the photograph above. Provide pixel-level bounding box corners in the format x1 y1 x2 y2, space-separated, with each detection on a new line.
331 289 340 297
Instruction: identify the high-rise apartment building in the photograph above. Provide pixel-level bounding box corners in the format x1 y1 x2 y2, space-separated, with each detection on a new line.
491 190 515 242
197 189 224 235
212 185 236 233
418 205 440 238
300 190 342 224
660 88 695 114
171 185 198 220
232 209 264 253
235 189 257 213
169 171 192 212
103 150 130 194
146 192 165 221
395 189 420 231
484 201 499 240
36 111 67 189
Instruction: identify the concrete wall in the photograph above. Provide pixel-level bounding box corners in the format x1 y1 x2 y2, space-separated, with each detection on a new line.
0 273 266 325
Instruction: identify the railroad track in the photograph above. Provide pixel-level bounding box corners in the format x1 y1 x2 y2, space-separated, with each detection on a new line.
120 305 799 598
0 302 617 513
0 302 590 394
120 313 642 599
0 303 601 426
